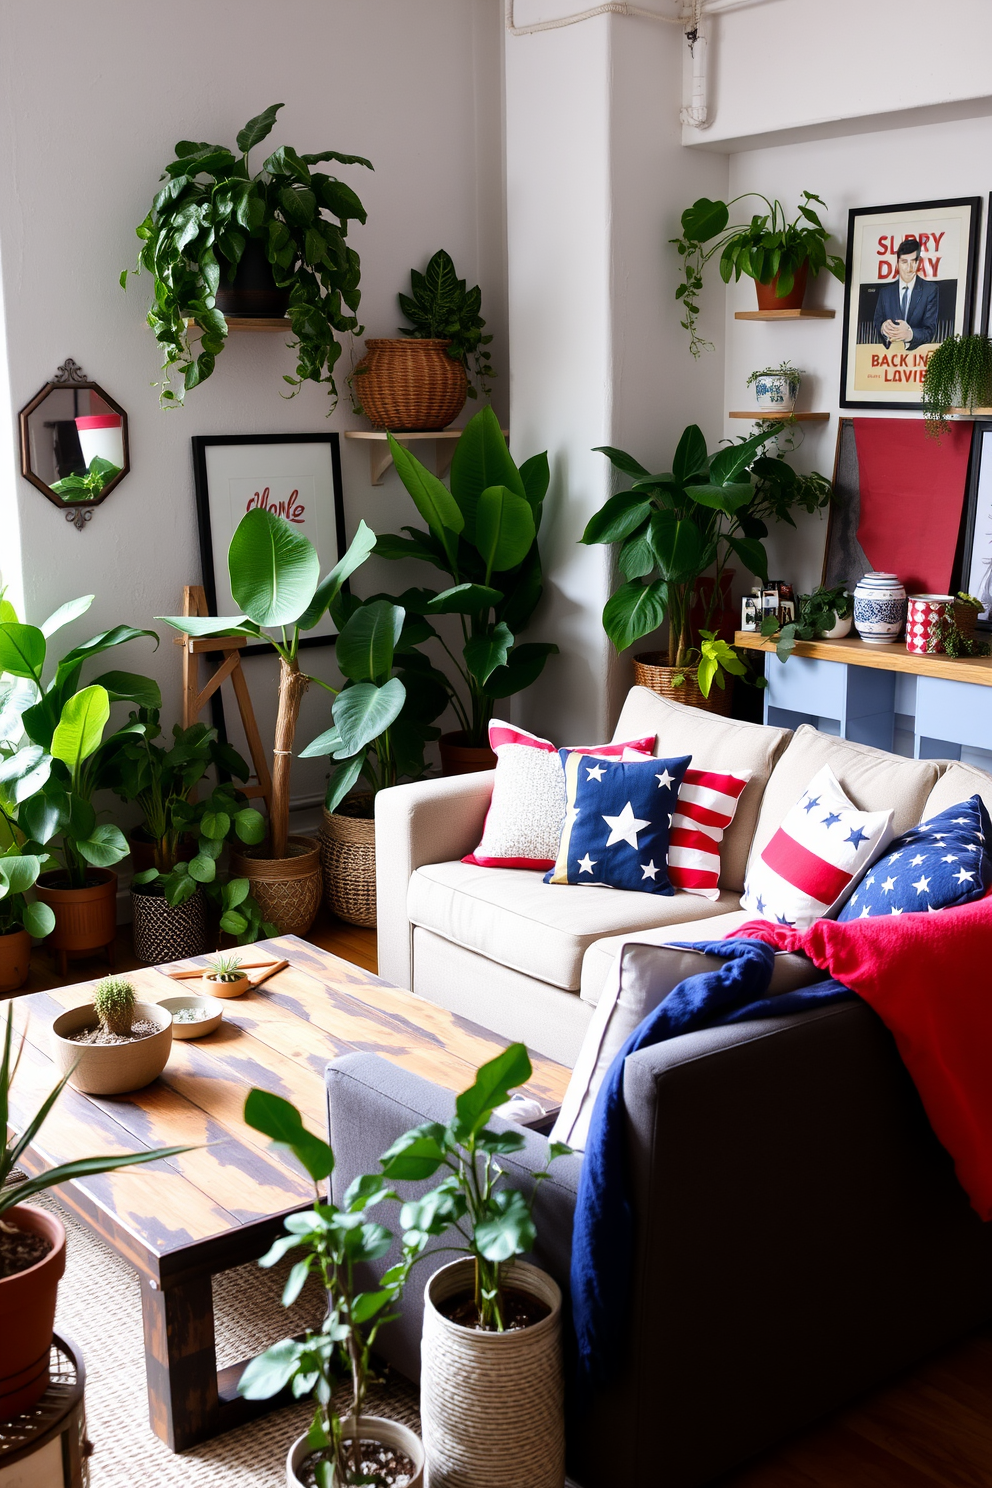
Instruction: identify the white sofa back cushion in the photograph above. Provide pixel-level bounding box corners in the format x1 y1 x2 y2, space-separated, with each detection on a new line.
611 688 792 893
922 759 992 820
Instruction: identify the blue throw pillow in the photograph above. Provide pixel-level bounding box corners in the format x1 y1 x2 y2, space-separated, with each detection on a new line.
837 795 992 920
544 751 691 894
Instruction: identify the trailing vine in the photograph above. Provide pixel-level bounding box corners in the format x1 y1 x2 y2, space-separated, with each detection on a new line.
921 334 992 438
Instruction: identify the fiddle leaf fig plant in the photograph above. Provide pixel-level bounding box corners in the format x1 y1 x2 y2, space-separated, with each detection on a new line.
123 102 373 406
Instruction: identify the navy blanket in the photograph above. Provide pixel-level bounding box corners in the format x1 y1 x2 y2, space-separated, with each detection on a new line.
570 937 851 1390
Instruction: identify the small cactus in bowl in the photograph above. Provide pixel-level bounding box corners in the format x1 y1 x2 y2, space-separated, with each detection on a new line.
93 976 137 1037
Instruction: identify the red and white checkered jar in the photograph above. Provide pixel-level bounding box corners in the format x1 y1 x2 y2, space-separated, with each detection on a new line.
906 594 954 654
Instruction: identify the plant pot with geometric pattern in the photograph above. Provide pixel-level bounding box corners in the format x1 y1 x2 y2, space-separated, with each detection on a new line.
229 834 322 938
130 882 208 965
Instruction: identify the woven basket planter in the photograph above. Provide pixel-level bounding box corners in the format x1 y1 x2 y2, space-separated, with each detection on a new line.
352 338 467 431
320 797 376 928
954 601 981 638
229 834 322 937
421 1258 564 1488
130 883 208 965
633 651 733 715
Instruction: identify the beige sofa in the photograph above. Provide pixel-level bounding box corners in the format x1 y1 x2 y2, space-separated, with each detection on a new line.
375 686 992 1066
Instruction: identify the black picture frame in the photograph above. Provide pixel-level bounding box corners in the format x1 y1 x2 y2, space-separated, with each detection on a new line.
191 432 346 657
839 196 981 411
981 191 992 337
957 419 992 629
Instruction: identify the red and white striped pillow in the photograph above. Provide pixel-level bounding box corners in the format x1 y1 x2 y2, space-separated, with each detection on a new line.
667 768 752 900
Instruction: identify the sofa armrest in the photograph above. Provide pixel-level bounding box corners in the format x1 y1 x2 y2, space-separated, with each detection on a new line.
375 771 495 989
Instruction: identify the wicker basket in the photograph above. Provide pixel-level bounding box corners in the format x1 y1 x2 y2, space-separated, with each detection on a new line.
320 797 376 928
130 883 207 965
632 652 733 715
229 834 322 937
954 600 981 638
351 338 467 431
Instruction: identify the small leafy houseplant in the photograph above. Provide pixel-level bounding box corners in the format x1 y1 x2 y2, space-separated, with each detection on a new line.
920 333 992 437
238 1090 426 1488
760 584 854 662
672 191 845 355
398 249 494 399
374 407 558 748
50 457 121 503
123 103 372 406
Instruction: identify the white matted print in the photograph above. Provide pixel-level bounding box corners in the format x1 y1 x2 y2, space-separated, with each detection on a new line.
962 423 992 627
840 197 981 410
192 434 345 652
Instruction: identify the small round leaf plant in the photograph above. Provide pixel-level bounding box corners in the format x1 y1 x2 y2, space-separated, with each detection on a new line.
122 103 373 406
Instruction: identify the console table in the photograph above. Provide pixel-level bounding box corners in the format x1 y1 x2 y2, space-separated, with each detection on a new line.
734 632 992 760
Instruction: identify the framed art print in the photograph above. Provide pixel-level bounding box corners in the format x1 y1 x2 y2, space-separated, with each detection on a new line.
192 433 346 655
840 197 981 410
959 420 992 629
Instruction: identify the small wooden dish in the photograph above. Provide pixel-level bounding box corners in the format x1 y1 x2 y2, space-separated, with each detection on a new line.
156 993 225 1039
201 971 251 1000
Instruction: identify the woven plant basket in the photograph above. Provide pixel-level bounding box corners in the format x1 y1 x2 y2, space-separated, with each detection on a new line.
320 796 376 929
633 651 733 715
421 1258 564 1488
954 601 981 638
130 883 207 965
229 834 322 937
351 338 467 431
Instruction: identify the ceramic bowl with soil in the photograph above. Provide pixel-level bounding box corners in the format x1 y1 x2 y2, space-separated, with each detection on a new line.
156 993 225 1040
287 1415 424 1488
50 1001 173 1095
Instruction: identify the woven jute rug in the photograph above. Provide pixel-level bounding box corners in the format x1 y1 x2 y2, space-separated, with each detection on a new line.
36 1195 420 1487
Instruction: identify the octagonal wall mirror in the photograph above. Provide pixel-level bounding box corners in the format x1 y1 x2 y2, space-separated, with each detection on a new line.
19 359 130 530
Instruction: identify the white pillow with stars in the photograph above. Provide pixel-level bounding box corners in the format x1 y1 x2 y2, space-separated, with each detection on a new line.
741 764 894 929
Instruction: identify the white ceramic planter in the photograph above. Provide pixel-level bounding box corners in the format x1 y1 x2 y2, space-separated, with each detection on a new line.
50 1002 172 1094
75 414 124 469
421 1258 565 1488
819 611 853 639
853 572 907 645
753 371 800 413
285 1416 424 1488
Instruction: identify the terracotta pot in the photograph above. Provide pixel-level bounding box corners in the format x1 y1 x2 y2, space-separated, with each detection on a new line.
216 237 291 319
0 1205 67 1421
35 869 117 965
0 927 32 993
754 260 809 312
201 971 252 1000
286 1416 425 1488
351 338 467 431
439 731 498 777
229 834 322 937
50 1001 172 1095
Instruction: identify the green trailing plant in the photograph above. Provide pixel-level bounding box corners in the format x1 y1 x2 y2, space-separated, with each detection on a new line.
381 1043 570 1333
745 360 804 390
374 406 558 747
397 248 494 399
50 457 121 503
93 976 136 1037
122 102 372 407
761 584 854 662
238 1090 423 1487
0 1004 193 1219
956 591 984 611
671 191 845 356
921 334 992 437
927 614 991 659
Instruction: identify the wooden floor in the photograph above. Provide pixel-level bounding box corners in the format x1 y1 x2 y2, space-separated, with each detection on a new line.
11 916 992 1485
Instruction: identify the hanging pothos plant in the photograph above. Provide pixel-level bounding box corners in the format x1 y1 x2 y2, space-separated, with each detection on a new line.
122 103 372 406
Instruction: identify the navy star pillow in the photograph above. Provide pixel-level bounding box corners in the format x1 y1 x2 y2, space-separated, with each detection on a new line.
544 751 691 894
837 795 992 920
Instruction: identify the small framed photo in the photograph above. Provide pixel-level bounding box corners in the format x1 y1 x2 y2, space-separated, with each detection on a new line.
192 434 346 655
840 197 981 410
741 595 760 632
959 420 992 628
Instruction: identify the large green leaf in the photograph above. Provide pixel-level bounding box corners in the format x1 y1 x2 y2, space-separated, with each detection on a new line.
464 622 513 687
592 445 652 481
0 679 37 742
51 685 110 773
602 580 669 653
680 196 730 242
76 823 129 868
518 451 550 513
23 900 55 938
475 1187 536 1263
475 487 535 576
155 614 258 638
685 481 754 515
40 595 94 639
17 790 65 845
581 491 652 546
0 854 43 897
236 103 283 155
725 534 769 579
449 406 525 541
89 671 162 707
453 1043 532 1142
0 624 45 681
649 511 705 582
332 677 406 755
322 753 365 814
426 584 502 616
229 508 320 628
298 521 378 632
379 1122 448 1182
335 600 403 684
387 438 463 565
671 425 709 484
708 426 774 486
482 642 557 699
243 1089 335 1183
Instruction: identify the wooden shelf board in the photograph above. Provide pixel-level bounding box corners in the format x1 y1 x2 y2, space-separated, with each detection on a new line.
343 427 508 485
729 410 830 421
185 317 291 331
344 430 469 442
947 407 992 417
735 630 992 687
734 308 835 320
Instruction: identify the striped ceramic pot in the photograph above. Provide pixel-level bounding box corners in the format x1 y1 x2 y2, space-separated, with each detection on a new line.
853 572 907 645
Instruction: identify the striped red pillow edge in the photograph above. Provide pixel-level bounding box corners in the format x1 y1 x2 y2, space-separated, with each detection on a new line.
668 767 750 896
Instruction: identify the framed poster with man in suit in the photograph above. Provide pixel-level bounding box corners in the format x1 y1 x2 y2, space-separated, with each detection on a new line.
840 197 981 409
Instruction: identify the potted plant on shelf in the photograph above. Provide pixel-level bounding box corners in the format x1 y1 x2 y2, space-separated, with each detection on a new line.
157 512 399 935
746 360 804 414
920 333 992 437
0 1005 191 1419
374 405 558 771
380 1044 570 1488
759 583 855 663
953 591 984 637
238 1089 425 1488
671 190 845 355
122 102 372 407
351 248 494 431
50 975 173 1096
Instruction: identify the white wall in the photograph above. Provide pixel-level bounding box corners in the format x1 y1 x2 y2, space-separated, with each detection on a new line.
0 0 506 805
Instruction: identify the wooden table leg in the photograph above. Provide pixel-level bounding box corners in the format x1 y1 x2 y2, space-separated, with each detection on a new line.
141 1274 219 1452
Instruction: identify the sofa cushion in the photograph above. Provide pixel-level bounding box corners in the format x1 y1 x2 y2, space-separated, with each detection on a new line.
407 859 738 993
923 760 992 820
746 724 940 881
837 794 992 920
611 687 792 891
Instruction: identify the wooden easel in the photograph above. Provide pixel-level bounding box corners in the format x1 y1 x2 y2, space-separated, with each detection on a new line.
174 586 273 813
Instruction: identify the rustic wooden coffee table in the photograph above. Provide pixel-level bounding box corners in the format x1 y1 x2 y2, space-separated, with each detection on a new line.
9 935 571 1452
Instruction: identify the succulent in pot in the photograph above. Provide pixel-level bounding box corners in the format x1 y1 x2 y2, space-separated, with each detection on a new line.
201 951 251 1000
50 975 173 1095
1 1004 191 1418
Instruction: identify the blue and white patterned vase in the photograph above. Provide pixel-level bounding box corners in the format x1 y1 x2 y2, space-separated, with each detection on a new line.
853 572 907 645
754 371 800 412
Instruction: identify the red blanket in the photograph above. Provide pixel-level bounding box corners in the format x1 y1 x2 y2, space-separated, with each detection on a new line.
736 895 992 1220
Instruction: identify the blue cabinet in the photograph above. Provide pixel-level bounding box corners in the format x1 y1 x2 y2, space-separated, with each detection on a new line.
763 652 896 750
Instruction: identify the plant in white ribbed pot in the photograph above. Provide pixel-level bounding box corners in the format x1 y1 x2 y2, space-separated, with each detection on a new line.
381 1045 571 1488
238 1090 425 1488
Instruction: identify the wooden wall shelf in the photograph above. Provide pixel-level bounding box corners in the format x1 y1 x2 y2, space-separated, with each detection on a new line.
734 309 836 320
186 317 291 332
735 631 992 688
343 427 508 486
729 410 830 422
